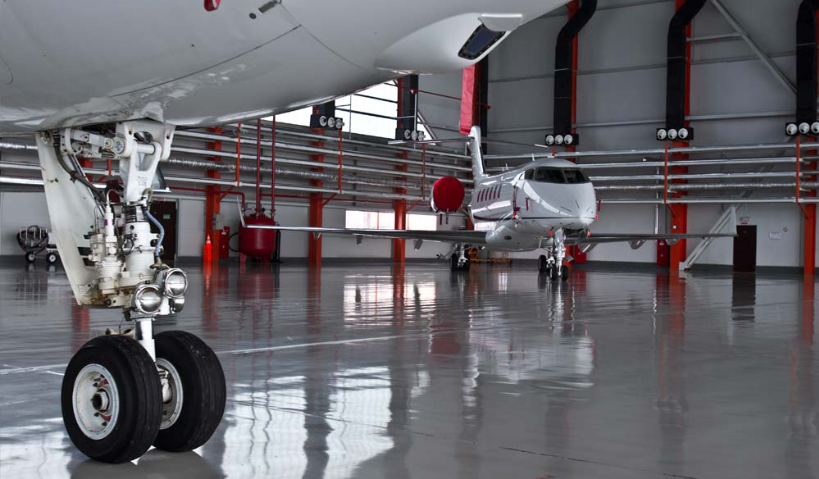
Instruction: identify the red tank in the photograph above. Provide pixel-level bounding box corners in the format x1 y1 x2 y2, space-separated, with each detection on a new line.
239 214 277 258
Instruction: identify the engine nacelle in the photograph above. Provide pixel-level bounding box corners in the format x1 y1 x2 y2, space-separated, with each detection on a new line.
430 176 465 213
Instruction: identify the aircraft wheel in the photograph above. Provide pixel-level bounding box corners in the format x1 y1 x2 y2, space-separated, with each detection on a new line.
538 255 548 273
25 252 36 263
550 264 559 281
62 335 163 463
561 266 570 282
450 254 460 271
152 331 226 452
46 252 58 264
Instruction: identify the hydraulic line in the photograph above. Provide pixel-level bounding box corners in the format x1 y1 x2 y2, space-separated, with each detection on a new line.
144 208 164 260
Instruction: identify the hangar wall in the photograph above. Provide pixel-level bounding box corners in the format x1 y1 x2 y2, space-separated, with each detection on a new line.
419 0 815 269
0 190 460 261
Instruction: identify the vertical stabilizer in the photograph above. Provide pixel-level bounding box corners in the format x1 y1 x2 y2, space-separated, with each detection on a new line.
469 126 487 180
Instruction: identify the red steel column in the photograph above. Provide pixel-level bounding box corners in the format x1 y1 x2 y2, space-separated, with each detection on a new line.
308 115 325 267
668 0 692 271
205 127 223 263
803 12 819 278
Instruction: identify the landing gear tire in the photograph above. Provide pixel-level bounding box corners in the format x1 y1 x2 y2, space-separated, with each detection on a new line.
550 264 558 281
61 335 163 464
538 255 548 274
25 252 36 263
46 252 58 265
152 331 226 452
451 255 470 272
561 265 570 282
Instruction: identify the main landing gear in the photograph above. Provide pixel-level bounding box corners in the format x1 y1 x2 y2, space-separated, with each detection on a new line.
538 228 570 282
37 121 226 463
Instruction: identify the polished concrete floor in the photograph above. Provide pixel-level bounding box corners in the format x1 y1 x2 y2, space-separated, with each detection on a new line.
1 261 818 479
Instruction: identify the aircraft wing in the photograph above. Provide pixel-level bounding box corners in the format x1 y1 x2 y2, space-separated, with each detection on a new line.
241 222 488 245
572 232 736 244
567 232 736 250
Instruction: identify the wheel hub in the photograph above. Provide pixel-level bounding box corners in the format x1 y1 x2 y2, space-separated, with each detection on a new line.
156 358 184 430
72 364 119 439
91 390 110 412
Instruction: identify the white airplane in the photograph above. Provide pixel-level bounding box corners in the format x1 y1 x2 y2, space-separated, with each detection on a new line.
0 0 576 465
245 126 737 280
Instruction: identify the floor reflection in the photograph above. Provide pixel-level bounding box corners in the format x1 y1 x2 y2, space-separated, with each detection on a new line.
2 264 819 478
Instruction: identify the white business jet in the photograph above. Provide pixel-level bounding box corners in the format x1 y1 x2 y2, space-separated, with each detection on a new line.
0 0 575 464
246 126 737 280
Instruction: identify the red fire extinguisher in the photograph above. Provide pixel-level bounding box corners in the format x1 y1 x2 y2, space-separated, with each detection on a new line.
219 227 230 259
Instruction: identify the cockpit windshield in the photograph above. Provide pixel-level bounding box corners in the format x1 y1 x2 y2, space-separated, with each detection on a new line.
524 167 590 184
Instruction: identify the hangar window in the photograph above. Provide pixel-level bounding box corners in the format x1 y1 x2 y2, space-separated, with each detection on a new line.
406 214 437 231
346 210 436 231
273 82 431 140
458 25 507 60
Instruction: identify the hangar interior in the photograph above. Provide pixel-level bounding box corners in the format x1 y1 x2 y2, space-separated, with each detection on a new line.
2 0 819 478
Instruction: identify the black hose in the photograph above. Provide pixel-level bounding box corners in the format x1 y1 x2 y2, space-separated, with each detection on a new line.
228 232 241 253
16 225 48 253
51 141 105 205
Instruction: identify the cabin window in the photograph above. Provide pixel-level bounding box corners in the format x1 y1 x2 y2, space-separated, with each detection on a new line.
533 167 590 184
535 168 565 183
524 169 534 180
564 169 590 184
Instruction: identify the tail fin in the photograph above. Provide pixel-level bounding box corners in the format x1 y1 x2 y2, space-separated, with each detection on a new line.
469 126 487 180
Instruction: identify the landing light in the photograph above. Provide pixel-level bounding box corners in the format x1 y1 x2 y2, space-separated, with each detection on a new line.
164 269 188 298
787 123 799 136
667 129 678 141
545 135 556 146
678 128 689 140
812 122 819 135
327 117 336 129
657 129 668 141
555 135 564 145
564 134 574 146
133 284 162 315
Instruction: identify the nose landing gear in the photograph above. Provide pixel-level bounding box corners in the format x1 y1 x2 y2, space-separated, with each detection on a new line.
450 245 471 272
538 228 570 282
39 121 226 463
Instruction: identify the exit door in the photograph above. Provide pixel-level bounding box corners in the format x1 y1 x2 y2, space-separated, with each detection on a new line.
733 225 757 272
149 200 178 265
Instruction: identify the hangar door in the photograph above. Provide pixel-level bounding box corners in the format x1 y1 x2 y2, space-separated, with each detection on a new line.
733 225 757 272
149 200 178 265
